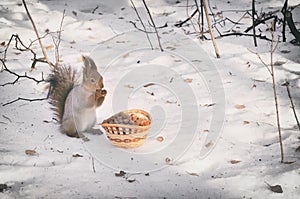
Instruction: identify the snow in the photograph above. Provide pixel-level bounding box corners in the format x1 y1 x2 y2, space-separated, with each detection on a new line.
1 0 300 198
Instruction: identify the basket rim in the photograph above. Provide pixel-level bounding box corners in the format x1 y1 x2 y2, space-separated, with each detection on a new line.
101 123 150 130
100 109 151 130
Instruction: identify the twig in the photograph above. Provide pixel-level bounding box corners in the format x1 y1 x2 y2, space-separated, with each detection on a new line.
269 20 284 163
174 9 198 27
129 21 155 33
247 48 272 75
130 0 153 49
252 0 258 47
142 0 163 51
0 59 45 86
281 0 288 42
245 15 277 33
218 32 272 42
2 97 48 106
186 0 201 40
202 0 220 58
92 157 96 173
285 10 300 42
91 5 99 14
22 0 54 69
282 81 300 131
53 9 65 66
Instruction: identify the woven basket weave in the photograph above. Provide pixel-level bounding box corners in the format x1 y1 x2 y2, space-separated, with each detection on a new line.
101 109 151 148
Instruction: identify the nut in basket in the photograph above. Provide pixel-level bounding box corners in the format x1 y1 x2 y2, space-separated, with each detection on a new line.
101 109 151 148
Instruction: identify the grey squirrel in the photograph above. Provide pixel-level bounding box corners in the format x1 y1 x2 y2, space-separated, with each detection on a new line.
47 56 107 137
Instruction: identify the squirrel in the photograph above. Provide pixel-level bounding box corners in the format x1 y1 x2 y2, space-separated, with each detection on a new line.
46 56 107 138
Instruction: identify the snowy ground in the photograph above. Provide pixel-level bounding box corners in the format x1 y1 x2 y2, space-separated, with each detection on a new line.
1 0 300 198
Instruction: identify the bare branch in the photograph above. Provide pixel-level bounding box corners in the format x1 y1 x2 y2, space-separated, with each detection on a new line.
130 0 153 49
22 0 54 69
282 81 300 132
142 0 163 51
247 48 272 75
0 59 45 87
2 97 48 107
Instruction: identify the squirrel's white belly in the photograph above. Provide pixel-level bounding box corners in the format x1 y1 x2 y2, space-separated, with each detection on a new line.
76 107 96 132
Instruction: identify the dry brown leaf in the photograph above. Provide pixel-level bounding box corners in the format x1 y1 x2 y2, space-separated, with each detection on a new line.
203 130 209 133
265 182 283 193
25 149 37 156
124 84 134 88
156 136 164 142
184 78 193 83
115 170 126 177
274 60 286 66
186 172 199 176
243 121 250 125
230 160 241 164
72 153 83 157
46 45 54 50
205 141 213 148
235 104 246 109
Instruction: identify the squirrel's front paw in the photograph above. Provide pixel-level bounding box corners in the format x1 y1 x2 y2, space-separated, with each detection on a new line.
101 89 107 96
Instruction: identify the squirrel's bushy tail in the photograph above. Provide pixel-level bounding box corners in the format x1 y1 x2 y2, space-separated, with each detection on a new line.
46 66 77 123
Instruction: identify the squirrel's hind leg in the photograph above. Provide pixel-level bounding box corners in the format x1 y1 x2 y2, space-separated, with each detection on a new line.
61 118 80 138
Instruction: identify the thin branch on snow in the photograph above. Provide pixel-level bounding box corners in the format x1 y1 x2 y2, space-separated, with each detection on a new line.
130 0 154 49
218 32 272 42
251 0 258 47
269 20 284 163
282 81 300 132
22 0 54 69
52 9 66 67
142 0 164 51
129 21 155 33
2 97 48 107
0 59 45 87
247 48 272 75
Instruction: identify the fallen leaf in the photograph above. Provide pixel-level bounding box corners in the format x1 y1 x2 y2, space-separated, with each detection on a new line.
280 50 290 54
274 60 286 66
283 161 295 164
200 103 216 107
115 170 126 177
243 121 250 125
46 45 54 50
265 181 283 193
205 141 214 148
0 41 5 46
126 178 136 183
186 172 199 176
270 185 283 193
72 11 77 16
25 149 37 156
156 136 164 142
87 27 92 31
184 78 193 83
235 104 246 109
203 130 209 133
72 153 83 157
124 84 134 88
230 160 241 164
70 40 76 44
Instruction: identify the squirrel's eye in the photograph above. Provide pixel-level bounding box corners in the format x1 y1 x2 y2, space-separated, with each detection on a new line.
90 79 95 83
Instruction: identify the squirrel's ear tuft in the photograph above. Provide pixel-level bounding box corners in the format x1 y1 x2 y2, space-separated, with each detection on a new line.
83 56 97 71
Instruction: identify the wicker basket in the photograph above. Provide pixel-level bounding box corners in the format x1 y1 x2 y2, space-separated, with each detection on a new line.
101 109 151 148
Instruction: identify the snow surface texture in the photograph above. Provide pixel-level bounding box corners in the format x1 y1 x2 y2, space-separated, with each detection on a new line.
0 0 300 198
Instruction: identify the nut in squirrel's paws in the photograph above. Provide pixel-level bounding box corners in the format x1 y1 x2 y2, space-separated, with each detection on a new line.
95 89 107 100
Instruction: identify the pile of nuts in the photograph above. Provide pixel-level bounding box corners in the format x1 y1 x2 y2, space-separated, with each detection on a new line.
103 112 150 126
